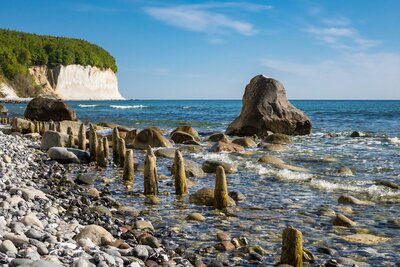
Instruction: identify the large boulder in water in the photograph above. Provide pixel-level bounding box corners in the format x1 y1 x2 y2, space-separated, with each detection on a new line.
24 96 77 121
226 75 311 137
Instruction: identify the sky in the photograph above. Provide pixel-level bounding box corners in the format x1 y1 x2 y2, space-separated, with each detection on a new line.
0 0 399 100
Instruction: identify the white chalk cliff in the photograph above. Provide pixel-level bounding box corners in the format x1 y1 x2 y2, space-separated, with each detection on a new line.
28 64 124 100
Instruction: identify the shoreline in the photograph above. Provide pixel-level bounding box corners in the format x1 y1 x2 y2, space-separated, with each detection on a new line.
0 114 399 266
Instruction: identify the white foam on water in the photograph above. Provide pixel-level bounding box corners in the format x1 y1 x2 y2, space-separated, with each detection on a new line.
78 104 98 108
182 106 191 109
310 179 400 201
276 169 313 181
110 105 147 109
388 137 400 145
201 152 234 164
244 161 274 175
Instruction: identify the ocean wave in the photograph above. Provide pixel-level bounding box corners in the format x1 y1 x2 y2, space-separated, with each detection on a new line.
78 104 98 108
388 137 400 145
310 179 400 202
244 161 274 175
182 106 191 109
276 169 313 181
110 105 148 109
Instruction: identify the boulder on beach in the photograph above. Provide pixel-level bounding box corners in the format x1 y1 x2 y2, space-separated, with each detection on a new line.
47 147 80 164
133 128 172 149
24 96 77 121
74 224 115 246
226 75 311 137
41 130 69 150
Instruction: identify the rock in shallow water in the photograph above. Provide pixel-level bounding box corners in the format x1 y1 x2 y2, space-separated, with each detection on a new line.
202 160 237 174
226 75 312 137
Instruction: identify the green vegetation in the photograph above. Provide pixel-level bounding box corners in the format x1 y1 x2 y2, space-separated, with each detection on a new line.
0 29 117 81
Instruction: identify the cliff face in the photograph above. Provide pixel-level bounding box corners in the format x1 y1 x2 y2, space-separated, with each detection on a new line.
28 65 124 100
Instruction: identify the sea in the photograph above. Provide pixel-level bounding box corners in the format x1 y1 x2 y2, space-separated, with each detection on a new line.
4 100 400 266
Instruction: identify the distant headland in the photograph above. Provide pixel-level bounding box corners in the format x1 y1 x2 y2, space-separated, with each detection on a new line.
0 29 123 100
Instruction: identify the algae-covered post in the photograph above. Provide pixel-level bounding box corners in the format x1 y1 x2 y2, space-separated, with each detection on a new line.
103 137 110 163
123 149 134 182
78 123 86 151
214 165 229 210
89 124 97 162
280 226 303 267
96 138 107 167
112 128 120 163
144 146 159 195
173 150 188 195
118 137 126 168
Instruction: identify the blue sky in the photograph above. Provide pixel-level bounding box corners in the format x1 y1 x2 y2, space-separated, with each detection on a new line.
1 0 399 99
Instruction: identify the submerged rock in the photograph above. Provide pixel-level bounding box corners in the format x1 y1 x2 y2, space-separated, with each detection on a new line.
24 96 77 121
335 166 354 176
332 214 356 227
202 160 237 174
375 180 400 190
189 187 235 207
341 234 390 245
231 137 257 148
226 75 311 137
209 141 245 153
264 133 293 144
171 131 198 144
208 133 230 142
338 195 372 205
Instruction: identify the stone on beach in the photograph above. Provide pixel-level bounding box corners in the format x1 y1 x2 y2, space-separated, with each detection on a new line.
338 195 372 205
171 125 199 139
24 96 77 121
208 133 230 143
264 133 293 144
74 224 115 246
47 147 80 164
226 75 311 137
41 130 69 150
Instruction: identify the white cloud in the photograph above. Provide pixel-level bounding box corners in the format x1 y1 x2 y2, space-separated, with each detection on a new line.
260 53 400 99
304 25 381 50
144 2 267 38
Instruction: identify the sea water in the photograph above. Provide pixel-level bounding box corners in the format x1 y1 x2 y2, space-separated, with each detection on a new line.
5 100 400 265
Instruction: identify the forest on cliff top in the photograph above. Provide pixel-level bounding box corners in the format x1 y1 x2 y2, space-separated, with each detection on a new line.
0 29 117 97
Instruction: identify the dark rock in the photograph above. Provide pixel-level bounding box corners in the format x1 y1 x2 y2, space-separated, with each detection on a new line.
24 96 77 121
229 191 246 201
375 180 400 190
202 160 237 174
350 131 361 137
226 75 311 136
67 148 90 164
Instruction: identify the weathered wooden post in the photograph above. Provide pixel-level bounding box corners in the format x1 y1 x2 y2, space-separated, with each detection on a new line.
112 128 120 164
214 165 229 210
96 138 107 167
280 226 303 267
103 137 110 163
123 149 134 182
173 150 188 195
144 146 158 195
56 122 61 132
89 124 98 162
78 123 86 151
118 137 126 167
28 122 35 133
68 133 74 148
